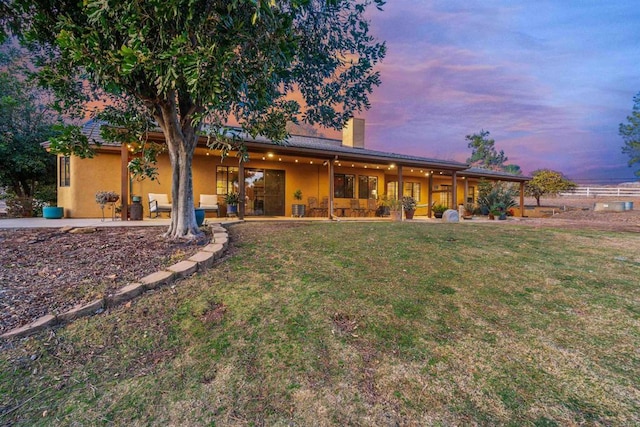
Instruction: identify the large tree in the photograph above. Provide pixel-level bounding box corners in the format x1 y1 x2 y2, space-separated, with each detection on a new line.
619 92 640 177
524 169 576 207
9 0 386 238
0 49 58 199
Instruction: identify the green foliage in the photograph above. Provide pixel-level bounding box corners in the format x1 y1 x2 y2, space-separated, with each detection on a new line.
432 203 448 214
478 182 517 213
466 130 507 169
293 189 302 200
11 0 386 237
225 192 240 206
525 169 576 206
401 196 416 211
619 92 640 177
0 50 59 199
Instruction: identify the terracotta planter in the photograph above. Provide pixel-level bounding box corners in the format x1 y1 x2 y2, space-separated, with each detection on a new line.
405 209 415 220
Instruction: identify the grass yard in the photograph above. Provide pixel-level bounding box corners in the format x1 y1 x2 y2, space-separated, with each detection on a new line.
1 222 639 426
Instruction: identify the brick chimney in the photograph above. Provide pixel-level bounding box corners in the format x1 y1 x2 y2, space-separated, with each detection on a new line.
342 118 365 149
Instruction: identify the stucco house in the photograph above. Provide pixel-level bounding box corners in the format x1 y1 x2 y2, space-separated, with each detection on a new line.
51 118 529 220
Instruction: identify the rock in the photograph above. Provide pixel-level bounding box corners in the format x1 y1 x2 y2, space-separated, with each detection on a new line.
69 227 98 234
443 209 459 222
59 226 74 233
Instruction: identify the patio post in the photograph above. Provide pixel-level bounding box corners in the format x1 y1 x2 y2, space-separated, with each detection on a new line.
120 143 129 221
452 171 458 208
520 181 525 217
238 162 245 220
328 159 334 219
397 164 403 219
428 173 433 217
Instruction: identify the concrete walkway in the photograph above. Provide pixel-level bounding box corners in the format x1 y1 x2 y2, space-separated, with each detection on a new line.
0 217 173 228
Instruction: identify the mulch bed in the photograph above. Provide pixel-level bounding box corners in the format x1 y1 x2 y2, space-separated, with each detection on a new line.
0 227 209 334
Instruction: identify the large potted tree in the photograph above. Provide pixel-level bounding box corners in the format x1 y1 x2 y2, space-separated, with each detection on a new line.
292 189 305 217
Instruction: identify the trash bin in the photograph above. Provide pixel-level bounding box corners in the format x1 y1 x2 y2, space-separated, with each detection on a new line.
129 200 143 220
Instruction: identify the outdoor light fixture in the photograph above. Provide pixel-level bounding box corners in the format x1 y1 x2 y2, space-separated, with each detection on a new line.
322 160 328 166
268 153 274 158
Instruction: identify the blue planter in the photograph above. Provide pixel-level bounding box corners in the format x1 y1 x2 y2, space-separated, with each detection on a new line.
227 205 238 216
195 208 205 226
43 206 64 219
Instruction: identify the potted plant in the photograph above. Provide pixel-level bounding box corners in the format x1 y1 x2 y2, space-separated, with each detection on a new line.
95 191 119 205
463 203 475 220
388 198 402 221
490 203 507 220
402 196 417 220
42 204 64 219
376 195 391 217
292 189 305 217
225 192 239 216
432 203 447 218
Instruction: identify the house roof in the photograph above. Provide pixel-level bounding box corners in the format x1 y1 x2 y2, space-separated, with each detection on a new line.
459 167 531 182
76 120 529 180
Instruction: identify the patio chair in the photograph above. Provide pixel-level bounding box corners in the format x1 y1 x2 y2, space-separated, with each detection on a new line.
198 194 219 217
320 196 329 217
148 193 171 218
350 199 366 217
308 197 321 217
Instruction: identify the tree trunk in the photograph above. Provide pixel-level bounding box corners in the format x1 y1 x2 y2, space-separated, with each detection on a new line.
156 99 202 240
536 196 541 207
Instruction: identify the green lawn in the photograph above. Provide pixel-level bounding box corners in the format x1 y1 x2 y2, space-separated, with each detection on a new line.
1 222 639 426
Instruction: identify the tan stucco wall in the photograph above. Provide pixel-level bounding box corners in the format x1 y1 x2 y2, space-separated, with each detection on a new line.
58 148 495 218
57 153 121 218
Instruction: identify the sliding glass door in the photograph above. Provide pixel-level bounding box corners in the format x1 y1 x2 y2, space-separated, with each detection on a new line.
244 168 285 216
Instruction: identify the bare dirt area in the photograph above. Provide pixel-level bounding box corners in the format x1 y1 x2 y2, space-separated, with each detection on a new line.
0 227 209 334
520 196 640 232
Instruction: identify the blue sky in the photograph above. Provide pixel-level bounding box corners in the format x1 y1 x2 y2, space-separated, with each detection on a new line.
350 0 640 183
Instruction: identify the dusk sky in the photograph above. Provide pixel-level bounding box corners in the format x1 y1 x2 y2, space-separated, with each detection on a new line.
344 1 640 184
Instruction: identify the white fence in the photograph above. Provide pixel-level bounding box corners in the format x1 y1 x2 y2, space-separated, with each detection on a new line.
560 186 640 197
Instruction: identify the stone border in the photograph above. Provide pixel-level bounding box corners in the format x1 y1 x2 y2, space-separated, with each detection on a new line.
0 224 230 341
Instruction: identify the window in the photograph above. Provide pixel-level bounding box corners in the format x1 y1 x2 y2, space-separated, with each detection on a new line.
467 186 475 203
439 184 451 206
216 166 239 195
59 156 70 187
386 181 421 201
334 174 355 198
358 175 378 199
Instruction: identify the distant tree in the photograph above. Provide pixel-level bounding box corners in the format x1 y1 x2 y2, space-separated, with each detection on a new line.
466 130 507 169
502 164 522 176
0 50 58 200
619 92 640 177
524 169 576 207
465 129 521 174
9 0 386 239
